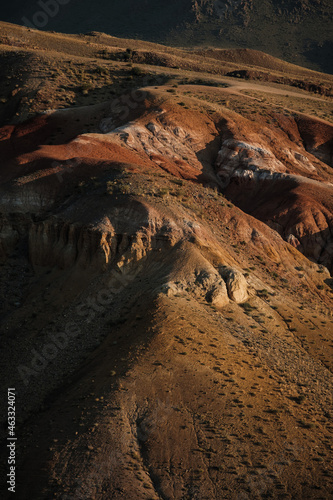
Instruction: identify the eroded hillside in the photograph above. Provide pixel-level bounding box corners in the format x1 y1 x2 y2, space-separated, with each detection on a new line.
0 23 333 500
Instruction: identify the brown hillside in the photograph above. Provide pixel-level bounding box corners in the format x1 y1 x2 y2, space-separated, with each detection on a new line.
0 23 333 500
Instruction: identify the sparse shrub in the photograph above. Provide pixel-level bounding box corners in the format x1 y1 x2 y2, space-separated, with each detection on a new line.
293 395 306 404
123 48 133 61
80 82 93 95
265 408 279 415
158 188 169 197
94 66 108 76
106 180 115 194
298 420 315 429
257 256 266 265
240 302 256 313
131 66 143 76
174 188 186 198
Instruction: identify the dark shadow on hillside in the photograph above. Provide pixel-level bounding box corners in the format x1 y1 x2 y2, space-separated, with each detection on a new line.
0 241 176 498
304 139 333 169
325 277 333 290
219 172 333 273
296 226 333 275
303 41 333 75
0 71 169 170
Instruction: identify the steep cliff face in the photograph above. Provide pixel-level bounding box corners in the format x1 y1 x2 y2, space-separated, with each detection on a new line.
28 220 117 270
27 208 170 272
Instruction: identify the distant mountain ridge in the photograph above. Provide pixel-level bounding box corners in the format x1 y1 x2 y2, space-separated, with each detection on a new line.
1 0 333 73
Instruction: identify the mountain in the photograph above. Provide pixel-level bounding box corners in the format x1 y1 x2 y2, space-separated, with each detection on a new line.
1 0 333 73
0 22 333 499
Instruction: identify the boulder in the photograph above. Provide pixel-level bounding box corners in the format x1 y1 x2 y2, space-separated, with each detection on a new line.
220 266 248 303
159 282 183 297
207 280 229 308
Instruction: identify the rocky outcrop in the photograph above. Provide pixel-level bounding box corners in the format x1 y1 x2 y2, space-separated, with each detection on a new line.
214 137 318 189
207 279 229 308
159 268 230 308
28 220 119 270
213 114 333 273
159 282 184 297
216 139 286 184
219 266 248 303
